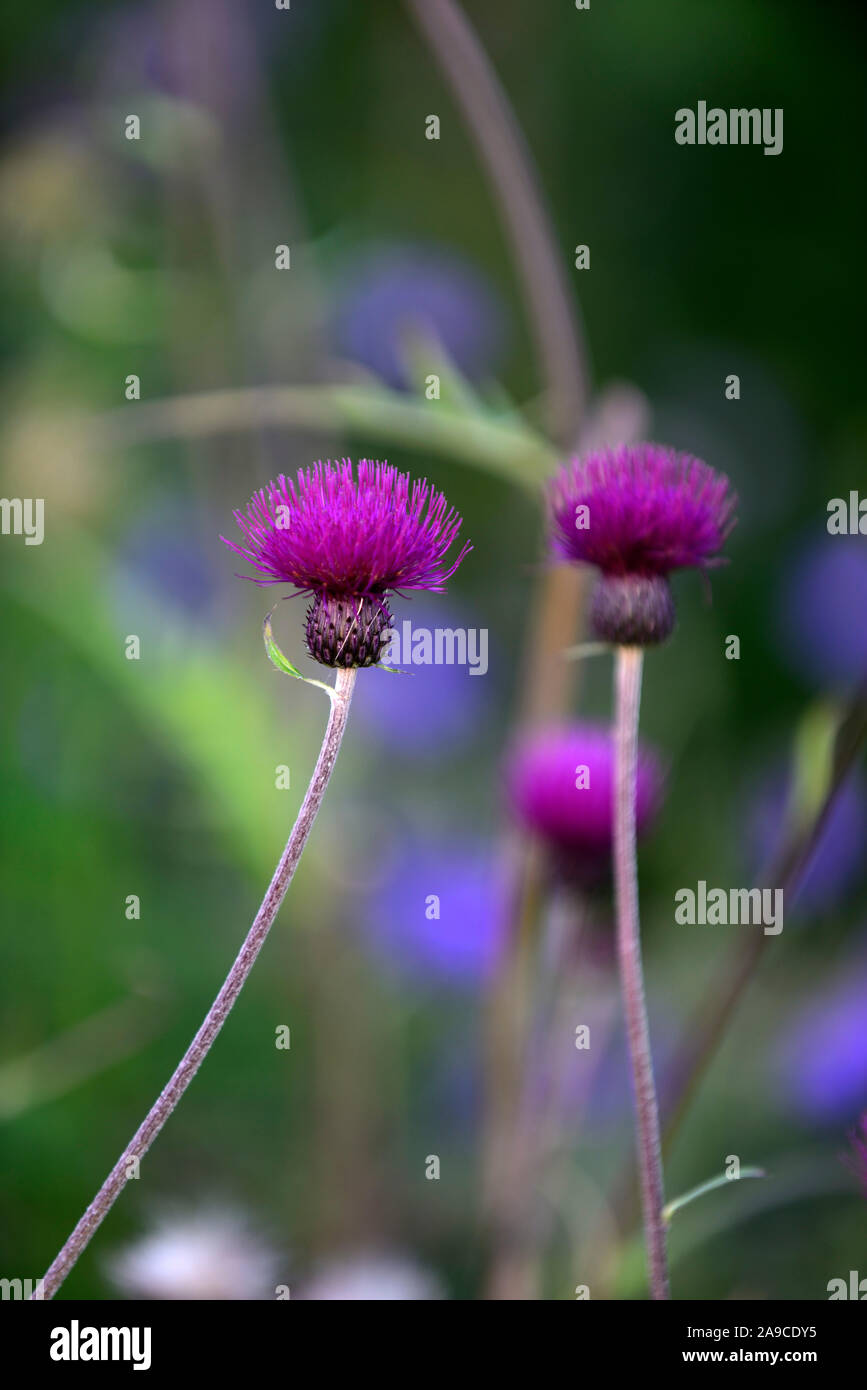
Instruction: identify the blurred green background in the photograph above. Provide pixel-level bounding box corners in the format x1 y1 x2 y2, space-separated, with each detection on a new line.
1 0 865 1299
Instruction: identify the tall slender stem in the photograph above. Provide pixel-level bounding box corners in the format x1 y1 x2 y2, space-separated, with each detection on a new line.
403 0 589 449
34 666 357 1300
613 646 669 1300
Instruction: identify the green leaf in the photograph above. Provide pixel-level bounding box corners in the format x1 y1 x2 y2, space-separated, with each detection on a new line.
563 641 613 662
94 382 559 494
263 610 305 680
663 1166 766 1224
789 701 839 838
262 610 337 700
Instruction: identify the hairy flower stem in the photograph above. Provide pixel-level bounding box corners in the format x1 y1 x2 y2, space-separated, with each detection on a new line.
613 647 670 1300
35 667 357 1301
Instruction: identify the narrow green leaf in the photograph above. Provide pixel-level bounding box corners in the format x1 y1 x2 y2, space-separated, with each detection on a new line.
262 610 337 701
263 610 305 680
663 1166 766 1224
563 641 613 662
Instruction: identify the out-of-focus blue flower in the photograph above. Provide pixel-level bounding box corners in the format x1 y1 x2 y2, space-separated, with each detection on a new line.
351 598 489 755
745 769 867 915
775 957 867 1124
332 243 507 390
775 536 867 688
358 839 501 990
94 0 335 99
114 503 224 627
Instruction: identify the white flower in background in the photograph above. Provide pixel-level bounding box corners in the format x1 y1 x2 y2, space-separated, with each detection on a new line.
300 1253 444 1301
106 1206 282 1300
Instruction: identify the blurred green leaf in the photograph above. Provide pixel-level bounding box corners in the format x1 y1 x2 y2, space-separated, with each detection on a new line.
663 1166 766 1225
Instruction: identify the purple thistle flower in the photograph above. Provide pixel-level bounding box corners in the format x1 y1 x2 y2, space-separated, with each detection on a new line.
548 443 737 645
505 724 664 884
844 1114 867 1199
223 459 471 668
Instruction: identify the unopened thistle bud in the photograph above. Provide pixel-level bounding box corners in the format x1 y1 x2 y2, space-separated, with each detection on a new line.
304 593 392 668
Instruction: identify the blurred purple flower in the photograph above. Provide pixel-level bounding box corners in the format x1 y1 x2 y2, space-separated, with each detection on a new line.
775 536 867 688
505 723 664 883
776 958 867 1123
359 839 501 990
333 244 507 390
745 769 867 914
548 445 737 578
548 444 736 645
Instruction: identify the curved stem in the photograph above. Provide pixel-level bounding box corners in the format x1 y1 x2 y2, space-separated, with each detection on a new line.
34 667 357 1300
403 0 589 448
613 646 669 1300
93 383 556 493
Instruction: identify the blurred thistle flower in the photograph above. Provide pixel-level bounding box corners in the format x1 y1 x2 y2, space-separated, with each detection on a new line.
300 1252 444 1301
844 1113 867 1199
359 838 501 990
505 724 664 884
548 444 737 645
333 243 506 390
775 536 867 688
223 459 471 669
746 768 867 914
106 1207 280 1300
775 957 867 1124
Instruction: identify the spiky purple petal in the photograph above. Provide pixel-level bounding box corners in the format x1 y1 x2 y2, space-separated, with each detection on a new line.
549 443 737 578
223 458 471 598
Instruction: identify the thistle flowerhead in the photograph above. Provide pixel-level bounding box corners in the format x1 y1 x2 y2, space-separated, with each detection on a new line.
223 458 471 668
548 443 737 645
505 723 663 885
